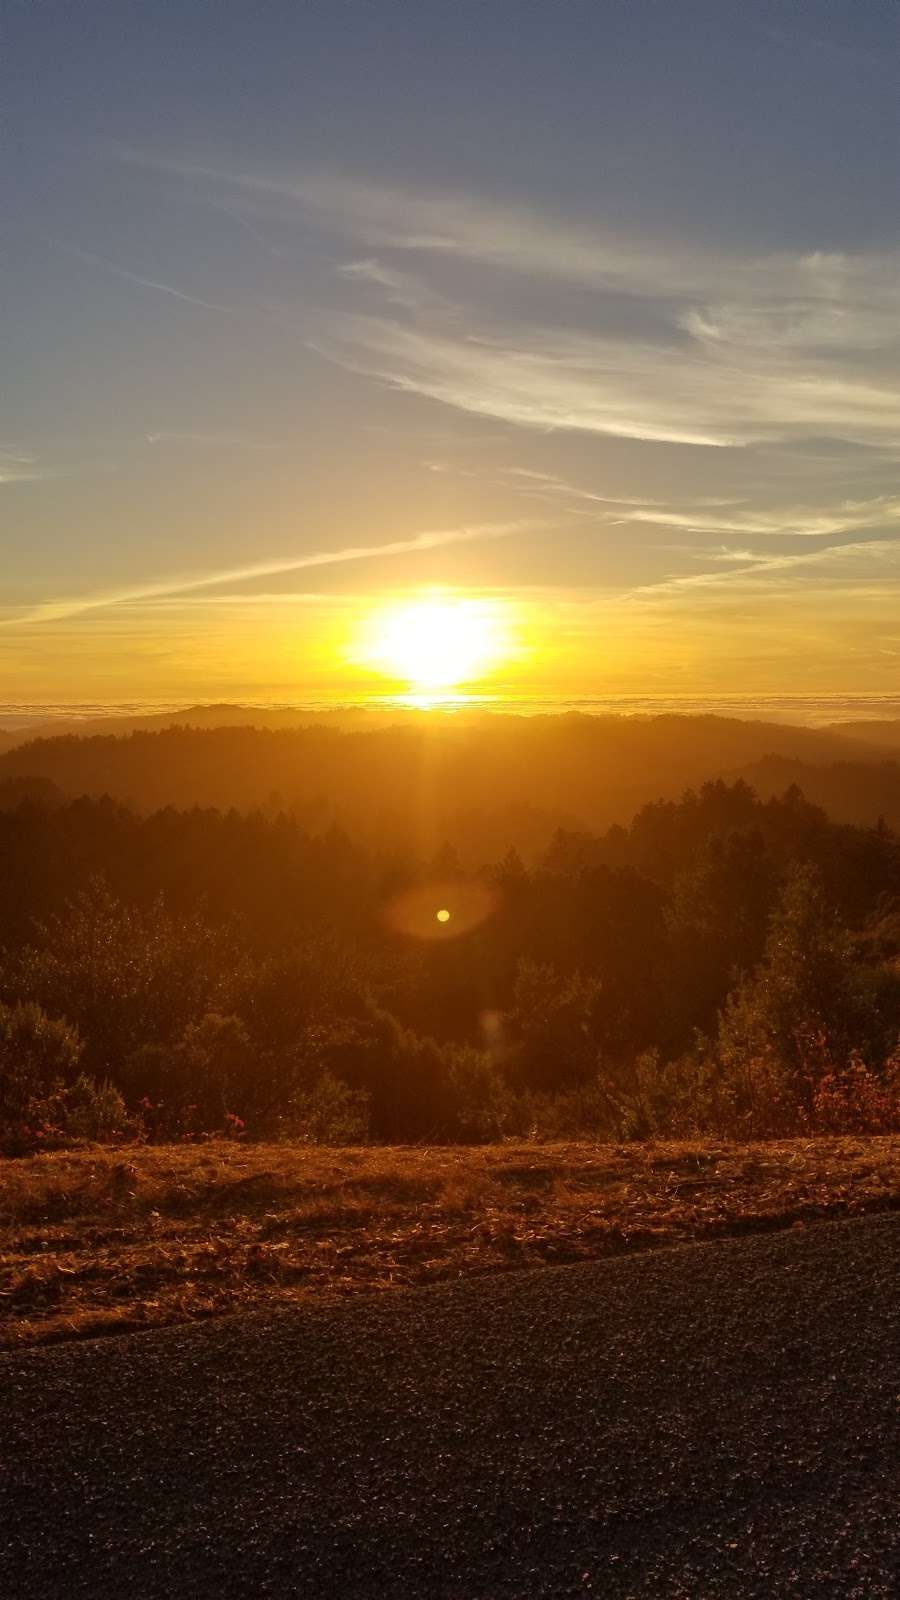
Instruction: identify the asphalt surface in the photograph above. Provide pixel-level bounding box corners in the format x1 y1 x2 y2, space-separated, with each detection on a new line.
2 1216 898 1599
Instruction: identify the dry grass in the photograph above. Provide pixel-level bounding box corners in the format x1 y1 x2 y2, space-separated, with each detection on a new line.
2 1136 899 1349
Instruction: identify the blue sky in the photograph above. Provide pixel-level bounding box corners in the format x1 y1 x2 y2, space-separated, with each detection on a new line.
3 0 899 699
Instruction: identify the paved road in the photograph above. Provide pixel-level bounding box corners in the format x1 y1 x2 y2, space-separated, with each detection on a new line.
2 1216 898 1598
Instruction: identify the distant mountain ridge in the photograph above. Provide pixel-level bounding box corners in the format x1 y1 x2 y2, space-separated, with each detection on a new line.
0 702 392 756
4 711 900 856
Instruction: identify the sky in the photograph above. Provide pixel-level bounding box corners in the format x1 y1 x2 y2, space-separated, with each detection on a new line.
2 0 899 704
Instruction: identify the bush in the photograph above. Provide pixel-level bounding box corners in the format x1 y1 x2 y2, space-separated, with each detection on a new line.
445 1046 516 1141
615 1050 699 1140
516 1077 620 1141
714 1048 809 1138
812 1051 900 1133
613 1046 811 1140
56 1074 133 1142
280 1071 370 1143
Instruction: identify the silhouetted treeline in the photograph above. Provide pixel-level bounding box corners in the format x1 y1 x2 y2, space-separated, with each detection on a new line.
2 775 900 1148
6 714 900 856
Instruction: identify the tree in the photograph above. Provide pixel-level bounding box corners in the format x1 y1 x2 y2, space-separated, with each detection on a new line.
714 864 861 1127
505 959 605 1090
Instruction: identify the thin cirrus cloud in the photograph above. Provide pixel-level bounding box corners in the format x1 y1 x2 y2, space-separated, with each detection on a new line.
145 431 289 450
9 521 534 626
602 496 900 540
625 537 900 608
1 449 59 486
311 308 900 453
62 149 898 677
133 156 896 309
498 467 900 543
134 157 900 455
51 240 243 316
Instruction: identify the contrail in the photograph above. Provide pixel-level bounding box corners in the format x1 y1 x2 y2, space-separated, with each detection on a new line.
12 522 535 625
49 239 240 315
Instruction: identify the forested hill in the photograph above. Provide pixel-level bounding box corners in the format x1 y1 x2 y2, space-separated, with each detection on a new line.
0 702 385 757
733 755 900 829
0 714 893 857
3 776 900 1145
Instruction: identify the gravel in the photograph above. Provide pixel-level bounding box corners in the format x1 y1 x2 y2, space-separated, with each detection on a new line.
2 1214 898 1598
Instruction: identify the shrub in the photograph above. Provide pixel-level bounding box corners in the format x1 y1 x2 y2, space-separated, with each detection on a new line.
280 1071 370 1143
56 1074 134 1142
615 1050 699 1140
517 1077 620 1141
714 1047 809 1138
812 1051 900 1134
445 1046 514 1141
613 1046 811 1140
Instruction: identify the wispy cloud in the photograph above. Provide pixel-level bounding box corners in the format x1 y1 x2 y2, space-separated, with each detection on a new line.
145 431 288 450
52 240 241 315
607 494 900 540
10 521 534 625
0 449 58 486
501 468 667 508
624 535 900 607
310 316 748 447
337 258 438 313
311 307 900 452
116 158 900 456
121 157 759 301
136 155 900 318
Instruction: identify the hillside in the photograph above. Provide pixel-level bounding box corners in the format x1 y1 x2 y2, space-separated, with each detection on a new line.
828 720 900 752
0 703 399 752
0 713 886 854
734 755 900 829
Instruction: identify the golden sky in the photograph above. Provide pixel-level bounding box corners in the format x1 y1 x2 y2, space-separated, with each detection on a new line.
4 4 899 704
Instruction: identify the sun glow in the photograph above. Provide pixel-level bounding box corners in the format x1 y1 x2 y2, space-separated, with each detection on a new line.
356 596 513 692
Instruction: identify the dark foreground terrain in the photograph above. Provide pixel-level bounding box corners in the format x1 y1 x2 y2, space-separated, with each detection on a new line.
2 1215 898 1598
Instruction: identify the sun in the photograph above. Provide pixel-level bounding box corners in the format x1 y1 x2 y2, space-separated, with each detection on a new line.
356 596 512 693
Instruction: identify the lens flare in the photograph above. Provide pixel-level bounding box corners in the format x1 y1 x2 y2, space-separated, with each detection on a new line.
383 881 496 940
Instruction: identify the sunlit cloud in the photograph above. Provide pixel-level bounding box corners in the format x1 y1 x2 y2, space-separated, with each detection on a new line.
450 462 900 544
135 157 899 310
608 495 900 540
8 521 535 625
0 449 58 486
114 157 900 460
310 316 747 446
501 468 667 508
624 536 900 607
337 258 439 312
312 309 899 452
145 431 289 450
10 149 897 700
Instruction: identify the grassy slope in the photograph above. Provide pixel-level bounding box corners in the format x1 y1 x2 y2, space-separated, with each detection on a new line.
2 1137 899 1349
